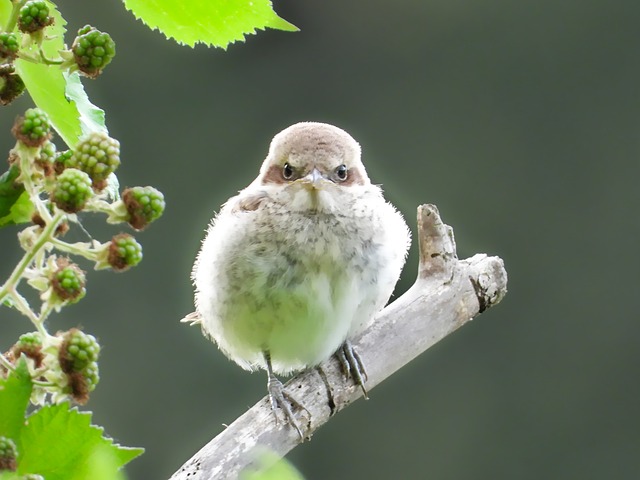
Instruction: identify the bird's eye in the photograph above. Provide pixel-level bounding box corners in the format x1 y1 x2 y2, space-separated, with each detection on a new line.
335 164 348 181
282 162 294 180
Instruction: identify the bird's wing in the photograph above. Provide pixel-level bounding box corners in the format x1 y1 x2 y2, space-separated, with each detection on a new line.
181 311 202 325
229 189 270 213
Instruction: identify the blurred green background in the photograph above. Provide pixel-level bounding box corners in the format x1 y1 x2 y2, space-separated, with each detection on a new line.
2 0 639 478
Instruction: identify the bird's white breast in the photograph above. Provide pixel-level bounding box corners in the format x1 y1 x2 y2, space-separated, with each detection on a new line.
193 185 410 374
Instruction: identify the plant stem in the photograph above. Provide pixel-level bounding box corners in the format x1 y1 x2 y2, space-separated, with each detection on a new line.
17 142 50 221
38 47 63 65
38 301 54 327
5 0 27 33
49 237 101 262
9 287 47 336
0 353 16 372
0 211 64 307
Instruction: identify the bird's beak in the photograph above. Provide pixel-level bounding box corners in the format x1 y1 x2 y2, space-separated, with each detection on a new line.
300 168 324 189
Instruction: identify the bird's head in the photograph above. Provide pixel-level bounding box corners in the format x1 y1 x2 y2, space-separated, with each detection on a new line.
253 122 371 211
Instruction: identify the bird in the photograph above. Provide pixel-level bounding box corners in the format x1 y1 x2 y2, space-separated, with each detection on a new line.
185 122 411 437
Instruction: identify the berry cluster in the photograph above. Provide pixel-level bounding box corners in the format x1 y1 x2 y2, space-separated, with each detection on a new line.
123 186 166 230
64 131 120 191
59 329 101 404
17 0 53 34
11 108 51 147
107 234 143 271
0 8 116 106
72 25 116 79
10 332 44 368
51 168 94 213
54 149 73 174
50 260 86 303
0 436 17 472
0 65 25 105
34 140 56 176
0 32 19 60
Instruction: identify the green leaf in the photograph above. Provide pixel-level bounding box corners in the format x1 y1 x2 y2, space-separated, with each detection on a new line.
0 473 24 480
0 358 33 446
240 449 305 480
73 444 127 480
2 191 35 226
18 403 143 479
14 2 106 147
0 1 11 26
16 59 80 146
0 165 31 227
122 0 298 48
64 72 107 137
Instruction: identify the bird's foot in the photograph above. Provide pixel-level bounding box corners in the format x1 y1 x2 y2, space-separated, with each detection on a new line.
336 340 369 399
267 375 307 439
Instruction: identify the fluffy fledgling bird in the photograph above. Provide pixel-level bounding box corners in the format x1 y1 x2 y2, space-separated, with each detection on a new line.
186 122 410 436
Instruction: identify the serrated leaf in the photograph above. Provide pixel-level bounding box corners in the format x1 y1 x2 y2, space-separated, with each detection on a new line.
0 358 33 446
123 0 298 48
72 444 126 480
14 2 107 147
18 403 143 479
63 72 108 137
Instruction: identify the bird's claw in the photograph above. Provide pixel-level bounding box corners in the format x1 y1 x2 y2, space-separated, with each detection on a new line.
337 340 369 398
267 376 307 439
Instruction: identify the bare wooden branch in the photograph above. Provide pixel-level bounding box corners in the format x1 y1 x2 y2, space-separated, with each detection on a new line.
170 204 508 480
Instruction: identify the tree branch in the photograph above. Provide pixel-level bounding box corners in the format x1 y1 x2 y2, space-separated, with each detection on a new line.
170 204 508 479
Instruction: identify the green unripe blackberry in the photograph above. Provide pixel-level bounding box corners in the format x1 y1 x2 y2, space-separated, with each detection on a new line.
12 108 51 147
18 0 53 34
59 328 100 372
59 329 101 404
0 66 25 105
38 140 56 162
16 331 42 349
0 33 19 60
54 149 73 175
0 436 17 471
51 260 86 302
108 233 143 271
65 360 100 405
72 25 115 79
83 360 100 392
35 140 56 176
122 186 166 230
11 331 44 368
51 168 93 213
68 132 120 191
